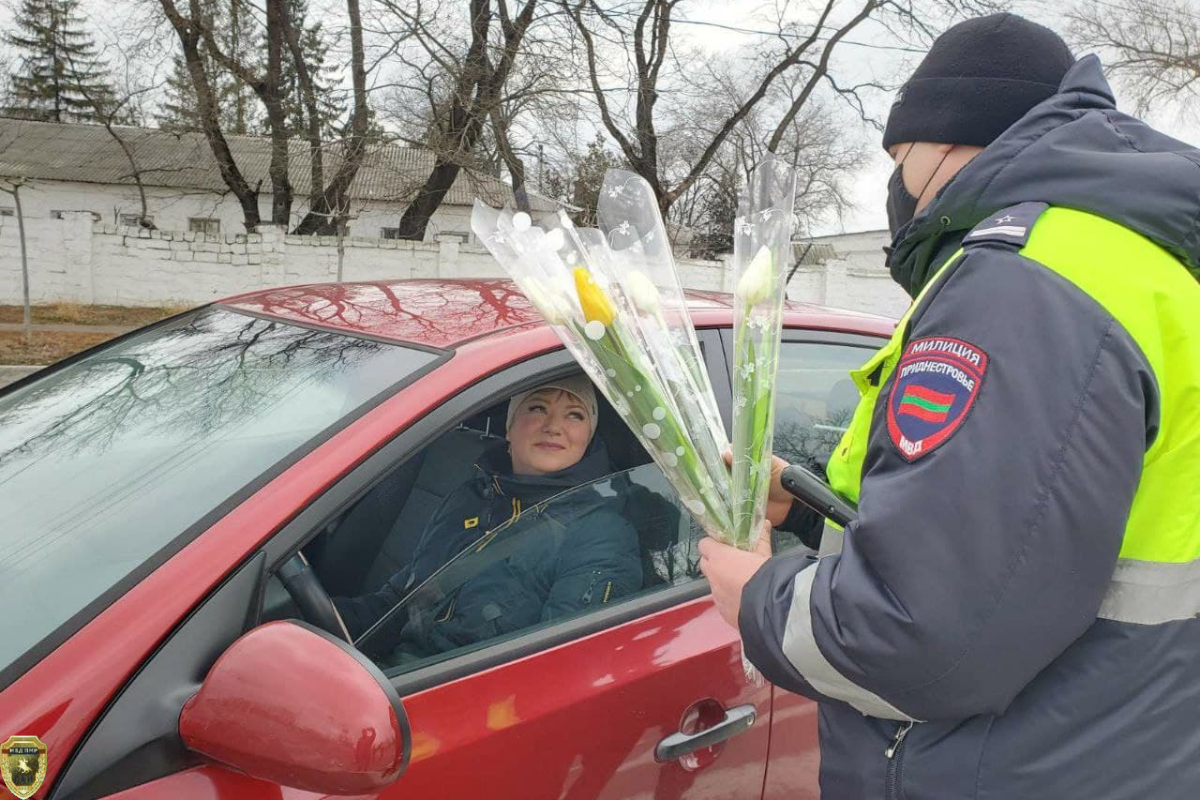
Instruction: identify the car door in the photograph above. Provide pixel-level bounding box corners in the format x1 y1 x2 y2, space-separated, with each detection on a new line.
93 334 770 800
727 328 890 800
356 330 770 800
370 462 769 800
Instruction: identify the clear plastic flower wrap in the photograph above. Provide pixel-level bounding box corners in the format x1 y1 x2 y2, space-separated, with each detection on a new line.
730 155 798 548
595 171 729 458
471 173 736 542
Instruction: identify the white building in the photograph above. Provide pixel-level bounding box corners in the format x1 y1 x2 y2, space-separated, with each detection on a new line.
790 228 910 319
0 116 911 319
0 117 555 241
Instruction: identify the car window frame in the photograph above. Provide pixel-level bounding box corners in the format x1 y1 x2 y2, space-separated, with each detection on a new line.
256 328 733 697
720 326 888 362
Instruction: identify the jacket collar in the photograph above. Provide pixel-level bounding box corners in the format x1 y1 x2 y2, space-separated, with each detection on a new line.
473 439 613 505
885 55 1200 296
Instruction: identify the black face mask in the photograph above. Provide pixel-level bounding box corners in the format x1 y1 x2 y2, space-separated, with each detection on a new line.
886 145 949 238
886 162 918 238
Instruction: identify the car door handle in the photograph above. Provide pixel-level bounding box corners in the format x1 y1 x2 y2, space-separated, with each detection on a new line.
654 704 757 762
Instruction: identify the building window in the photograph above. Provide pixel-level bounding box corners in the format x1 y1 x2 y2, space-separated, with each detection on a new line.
380 227 401 240
120 213 153 227
51 210 100 221
189 217 221 235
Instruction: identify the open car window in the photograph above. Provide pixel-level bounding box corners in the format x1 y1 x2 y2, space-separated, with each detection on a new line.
356 462 704 674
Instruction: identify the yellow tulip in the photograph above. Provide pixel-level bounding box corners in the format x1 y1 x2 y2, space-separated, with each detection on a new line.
574 268 616 325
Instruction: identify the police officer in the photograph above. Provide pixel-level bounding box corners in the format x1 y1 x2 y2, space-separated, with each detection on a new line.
700 13 1200 798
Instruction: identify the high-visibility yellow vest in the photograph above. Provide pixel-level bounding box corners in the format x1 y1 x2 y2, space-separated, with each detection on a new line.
825 207 1200 619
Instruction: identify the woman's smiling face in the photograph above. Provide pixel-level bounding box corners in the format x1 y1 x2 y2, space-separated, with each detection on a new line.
507 389 593 476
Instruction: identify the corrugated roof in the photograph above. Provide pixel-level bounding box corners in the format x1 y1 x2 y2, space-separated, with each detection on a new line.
792 240 838 265
0 117 556 210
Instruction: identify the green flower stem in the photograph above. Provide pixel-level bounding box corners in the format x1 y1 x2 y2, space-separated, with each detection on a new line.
732 316 769 549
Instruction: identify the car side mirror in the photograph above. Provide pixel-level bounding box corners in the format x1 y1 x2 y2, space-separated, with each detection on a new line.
179 620 410 794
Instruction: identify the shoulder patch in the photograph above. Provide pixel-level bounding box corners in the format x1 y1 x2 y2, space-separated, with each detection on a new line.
886 337 989 462
961 201 1047 248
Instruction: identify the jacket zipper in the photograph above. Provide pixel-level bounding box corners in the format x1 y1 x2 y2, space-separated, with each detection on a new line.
885 721 914 800
581 569 602 604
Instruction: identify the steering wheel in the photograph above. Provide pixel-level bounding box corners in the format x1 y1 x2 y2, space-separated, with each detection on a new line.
278 552 353 643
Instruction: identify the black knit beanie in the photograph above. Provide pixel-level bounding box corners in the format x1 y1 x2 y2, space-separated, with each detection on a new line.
882 13 1074 151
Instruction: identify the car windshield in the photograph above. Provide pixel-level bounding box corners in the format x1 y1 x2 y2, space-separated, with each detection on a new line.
0 306 439 679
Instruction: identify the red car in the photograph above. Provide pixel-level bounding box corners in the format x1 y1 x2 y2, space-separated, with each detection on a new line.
0 279 892 800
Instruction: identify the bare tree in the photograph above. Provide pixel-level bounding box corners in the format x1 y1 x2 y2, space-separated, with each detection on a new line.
562 0 997 219
1067 0 1200 117
667 60 868 256
291 0 373 234
154 0 373 234
191 0 295 225
377 0 542 240
0 178 32 343
561 0 883 216
155 0 265 229
63 47 161 228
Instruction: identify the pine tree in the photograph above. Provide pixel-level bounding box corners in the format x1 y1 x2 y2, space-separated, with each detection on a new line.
277 0 345 138
158 54 202 132
545 136 625 228
159 52 255 134
157 0 257 133
6 0 119 123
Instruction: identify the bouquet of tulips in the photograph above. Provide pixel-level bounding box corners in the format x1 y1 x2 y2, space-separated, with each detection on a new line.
472 161 796 550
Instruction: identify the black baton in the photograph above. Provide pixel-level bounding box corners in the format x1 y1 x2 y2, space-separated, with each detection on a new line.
780 464 858 528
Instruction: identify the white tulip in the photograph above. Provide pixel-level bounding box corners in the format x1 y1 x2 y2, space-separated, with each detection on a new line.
625 270 661 315
521 278 566 325
544 227 566 251
736 245 776 307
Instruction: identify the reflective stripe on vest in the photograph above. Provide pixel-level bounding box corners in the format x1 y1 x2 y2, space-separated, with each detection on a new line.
823 207 1200 625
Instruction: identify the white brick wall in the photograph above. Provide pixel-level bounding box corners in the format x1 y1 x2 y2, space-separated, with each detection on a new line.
0 217 907 320
0 179 482 241
789 229 911 319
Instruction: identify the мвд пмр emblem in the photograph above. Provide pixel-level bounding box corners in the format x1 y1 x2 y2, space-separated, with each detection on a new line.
2 735 47 799
885 336 989 462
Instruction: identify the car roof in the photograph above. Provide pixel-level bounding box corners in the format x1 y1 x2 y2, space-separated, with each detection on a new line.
220 278 896 349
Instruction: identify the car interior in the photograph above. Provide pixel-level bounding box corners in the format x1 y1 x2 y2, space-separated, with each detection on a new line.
300 375 698 612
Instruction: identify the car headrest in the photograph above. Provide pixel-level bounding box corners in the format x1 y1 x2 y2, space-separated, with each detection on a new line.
458 403 508 441
596 393 652 472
